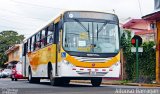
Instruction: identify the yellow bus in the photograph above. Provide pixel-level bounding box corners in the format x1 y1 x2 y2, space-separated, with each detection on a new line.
22 11 121 86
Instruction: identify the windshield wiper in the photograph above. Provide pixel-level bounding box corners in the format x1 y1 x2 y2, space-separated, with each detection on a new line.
97 22 108 33
97 22 108 40
73 19 89 32
73 19 90 41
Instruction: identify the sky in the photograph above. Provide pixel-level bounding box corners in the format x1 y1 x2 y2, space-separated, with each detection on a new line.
0 0 154 39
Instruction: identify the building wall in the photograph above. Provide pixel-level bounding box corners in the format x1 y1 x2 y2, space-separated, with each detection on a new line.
140 34 155 42
8 47 20 62
129 21 154 42
131 21 150 30
7 44 22 63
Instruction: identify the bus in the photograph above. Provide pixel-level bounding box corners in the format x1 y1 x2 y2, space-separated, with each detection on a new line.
22 11 121 87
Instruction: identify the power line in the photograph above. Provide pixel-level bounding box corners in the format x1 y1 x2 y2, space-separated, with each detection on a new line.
137 0 143 16
0 24 34 30
0 8 47 21
10 0 65 10
0 17 41 27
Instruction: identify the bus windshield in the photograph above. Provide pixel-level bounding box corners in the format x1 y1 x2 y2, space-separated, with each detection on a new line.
63 20 119 53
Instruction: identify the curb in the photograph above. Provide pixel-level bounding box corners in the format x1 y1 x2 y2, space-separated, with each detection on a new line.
71 80 160 87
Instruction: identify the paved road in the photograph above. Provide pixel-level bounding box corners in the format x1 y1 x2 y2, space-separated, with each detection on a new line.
0 78 160 94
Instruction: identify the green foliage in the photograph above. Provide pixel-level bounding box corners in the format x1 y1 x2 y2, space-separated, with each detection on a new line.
121 30 156 83
0 30 25 67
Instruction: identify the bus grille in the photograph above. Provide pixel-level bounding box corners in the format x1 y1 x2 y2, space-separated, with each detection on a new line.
73 56 112 62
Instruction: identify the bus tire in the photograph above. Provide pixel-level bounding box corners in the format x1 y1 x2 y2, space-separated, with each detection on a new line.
28 68 40 83
62 78 70 85
91 78 102 87
49 69 58 86
28 68 33 83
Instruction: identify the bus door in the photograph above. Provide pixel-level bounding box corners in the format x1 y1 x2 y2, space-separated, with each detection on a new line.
22 42 27 77
54 22 61 76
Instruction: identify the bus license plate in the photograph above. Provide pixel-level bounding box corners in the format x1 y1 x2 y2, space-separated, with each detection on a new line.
89 71 96 75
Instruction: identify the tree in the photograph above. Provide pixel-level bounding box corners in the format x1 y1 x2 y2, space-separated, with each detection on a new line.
0 30 25 67
121 30 156 83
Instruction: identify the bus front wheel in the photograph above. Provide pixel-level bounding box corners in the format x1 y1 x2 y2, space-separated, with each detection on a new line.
91 78 102 87
49 69 59 86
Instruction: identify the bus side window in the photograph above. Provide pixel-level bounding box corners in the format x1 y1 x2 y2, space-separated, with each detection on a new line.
47 31 54 44
47 24 54 44
41 30 46 48
28 39 30 52
35 32 41 50
31 36 35 51
22 42 27 56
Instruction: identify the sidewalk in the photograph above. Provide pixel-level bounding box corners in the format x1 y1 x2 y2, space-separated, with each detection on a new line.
71 79 160 87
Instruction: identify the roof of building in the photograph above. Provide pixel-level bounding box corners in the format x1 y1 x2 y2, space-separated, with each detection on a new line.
142 11 160 21
123 19 148 29
5 44 21 55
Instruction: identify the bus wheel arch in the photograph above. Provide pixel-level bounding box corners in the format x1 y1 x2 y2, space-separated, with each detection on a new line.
28 66 32 83
28 66 40 83
47 62 52 79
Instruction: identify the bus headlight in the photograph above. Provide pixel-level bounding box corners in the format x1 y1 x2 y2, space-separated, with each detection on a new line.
62 60 75 67
63 60 69 65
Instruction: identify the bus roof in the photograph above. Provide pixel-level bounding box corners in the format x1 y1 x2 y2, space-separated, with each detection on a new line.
23 10 117 43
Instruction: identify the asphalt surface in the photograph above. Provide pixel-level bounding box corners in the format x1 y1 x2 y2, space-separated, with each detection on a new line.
0 78 160 94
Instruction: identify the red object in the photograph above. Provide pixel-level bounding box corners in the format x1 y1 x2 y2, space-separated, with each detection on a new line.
109 68 113 71
131 39 135 44
72 68 76 70
131 35 142 47
80 69 84 70
11 63 23 81
92 63 95 67
11 68 23 79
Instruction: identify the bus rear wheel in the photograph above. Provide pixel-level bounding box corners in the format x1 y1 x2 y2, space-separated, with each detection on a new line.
28 68 40 83
91 78 102 87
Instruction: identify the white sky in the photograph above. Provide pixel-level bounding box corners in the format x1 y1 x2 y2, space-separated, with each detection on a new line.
0 0 154 38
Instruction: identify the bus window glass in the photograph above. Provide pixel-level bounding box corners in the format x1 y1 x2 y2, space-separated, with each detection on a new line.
47 24 54 44
35 32 41 50
41 30 46 47
31 36 35 51
47 30 54 44
28 39 30 52
63 21 119 53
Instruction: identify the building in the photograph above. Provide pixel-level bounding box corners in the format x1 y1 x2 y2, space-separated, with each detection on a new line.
4 44 22 68
142 0 160 84
123 19 155 42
